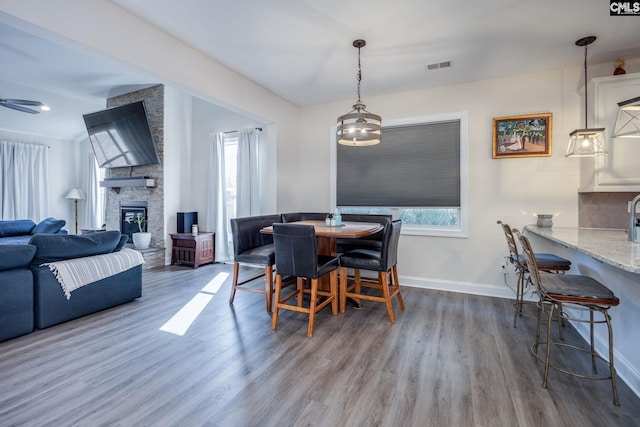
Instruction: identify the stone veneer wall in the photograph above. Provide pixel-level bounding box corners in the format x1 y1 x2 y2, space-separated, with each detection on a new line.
104 85 166 266
578 192 639 230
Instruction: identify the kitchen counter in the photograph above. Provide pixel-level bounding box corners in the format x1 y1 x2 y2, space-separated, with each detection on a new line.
525 226 640 275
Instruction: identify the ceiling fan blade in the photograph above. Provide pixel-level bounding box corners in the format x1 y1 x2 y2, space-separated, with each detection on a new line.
1 98 44 107
0 103 40 114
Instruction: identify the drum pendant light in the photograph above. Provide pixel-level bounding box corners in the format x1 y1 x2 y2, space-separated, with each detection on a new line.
337 39 382 146
566 36 607 157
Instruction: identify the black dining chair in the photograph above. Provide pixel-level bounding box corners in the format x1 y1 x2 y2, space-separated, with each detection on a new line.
339 219 404 323
335 213 392 253
519 233 620 405
280 212 328 223
497 220 571 327
229 214 282 313
271 223 339 338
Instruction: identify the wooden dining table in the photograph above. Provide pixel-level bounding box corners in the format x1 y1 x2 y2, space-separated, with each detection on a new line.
261 220 382 306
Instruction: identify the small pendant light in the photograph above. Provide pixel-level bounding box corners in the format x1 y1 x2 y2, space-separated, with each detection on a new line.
337 39 381 146
565 36 607 157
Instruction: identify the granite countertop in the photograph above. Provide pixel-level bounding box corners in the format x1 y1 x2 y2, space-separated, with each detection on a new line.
524 226 640 274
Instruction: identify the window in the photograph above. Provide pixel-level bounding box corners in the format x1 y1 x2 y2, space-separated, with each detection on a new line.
333 112 468 237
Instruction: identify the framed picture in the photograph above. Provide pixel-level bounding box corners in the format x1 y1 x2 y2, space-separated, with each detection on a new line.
492 113 552 158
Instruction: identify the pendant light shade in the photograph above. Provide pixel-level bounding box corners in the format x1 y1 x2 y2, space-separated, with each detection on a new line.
612 96 640 138
337 39 381 146
566 36 607 157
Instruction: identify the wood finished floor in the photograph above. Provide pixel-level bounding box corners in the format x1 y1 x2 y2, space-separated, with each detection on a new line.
1 263 639 426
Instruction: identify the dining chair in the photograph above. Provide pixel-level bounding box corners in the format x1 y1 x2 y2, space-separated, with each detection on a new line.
519 233 620 405
339 219 404 323
335 213 392 253
271 223 339 338
497 220 571 327
280 212 328 223
229 214 282 313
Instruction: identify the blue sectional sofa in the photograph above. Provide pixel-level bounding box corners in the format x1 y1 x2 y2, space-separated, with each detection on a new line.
0 228 143 341
0 244 37 342
0 217 68 244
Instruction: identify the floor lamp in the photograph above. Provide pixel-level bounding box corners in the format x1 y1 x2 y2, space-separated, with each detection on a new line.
65 188 86 234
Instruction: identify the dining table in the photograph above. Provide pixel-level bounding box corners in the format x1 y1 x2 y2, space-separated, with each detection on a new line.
261 220 383 305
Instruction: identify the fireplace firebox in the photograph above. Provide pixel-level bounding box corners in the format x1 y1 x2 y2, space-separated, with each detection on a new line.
120 201 148 243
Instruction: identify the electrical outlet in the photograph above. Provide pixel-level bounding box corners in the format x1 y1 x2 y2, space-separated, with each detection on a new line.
499 262 508 273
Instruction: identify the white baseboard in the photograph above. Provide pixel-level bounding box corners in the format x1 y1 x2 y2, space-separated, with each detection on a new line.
399 274 515 300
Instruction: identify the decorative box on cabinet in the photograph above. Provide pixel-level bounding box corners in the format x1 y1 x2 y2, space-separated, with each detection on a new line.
579 72 640 192
170 232 215 269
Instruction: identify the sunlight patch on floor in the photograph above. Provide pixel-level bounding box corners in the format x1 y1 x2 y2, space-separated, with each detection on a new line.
159 272 229 336
202 272 228 294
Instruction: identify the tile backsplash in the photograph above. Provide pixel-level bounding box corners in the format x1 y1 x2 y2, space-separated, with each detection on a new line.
579 192 640 230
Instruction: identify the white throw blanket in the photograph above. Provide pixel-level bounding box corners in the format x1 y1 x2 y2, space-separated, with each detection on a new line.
42 248 145 299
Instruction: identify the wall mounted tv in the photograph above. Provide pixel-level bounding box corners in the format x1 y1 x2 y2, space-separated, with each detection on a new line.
83 100 160 168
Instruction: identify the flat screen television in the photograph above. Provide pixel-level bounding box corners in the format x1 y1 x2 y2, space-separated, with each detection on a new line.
83 100 161 168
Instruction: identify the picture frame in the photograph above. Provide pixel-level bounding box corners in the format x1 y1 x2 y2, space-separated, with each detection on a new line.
492 113 552 159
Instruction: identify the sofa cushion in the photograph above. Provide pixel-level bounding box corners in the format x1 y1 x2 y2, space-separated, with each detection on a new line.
30 231 123 264
0 220 36 237
0 235 33 245
114 234 129 252
32 217 66 234
0 244 36 271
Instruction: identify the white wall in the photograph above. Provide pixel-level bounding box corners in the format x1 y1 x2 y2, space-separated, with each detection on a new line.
163 86 192 262
295 67 584 297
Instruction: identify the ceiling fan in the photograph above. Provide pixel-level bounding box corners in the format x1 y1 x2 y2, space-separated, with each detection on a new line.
0 98 50 114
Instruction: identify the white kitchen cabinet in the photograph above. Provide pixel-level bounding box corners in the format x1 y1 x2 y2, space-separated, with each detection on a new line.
579 72 640 192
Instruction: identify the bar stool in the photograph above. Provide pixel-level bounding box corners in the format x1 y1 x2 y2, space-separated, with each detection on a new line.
519 233 620 405
497 221 571 327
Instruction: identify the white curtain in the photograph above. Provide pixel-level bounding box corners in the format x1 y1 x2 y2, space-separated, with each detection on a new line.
236 128 261 217
206 128 263 263
206 132 231 262
84 152 105 229
0 140 49 220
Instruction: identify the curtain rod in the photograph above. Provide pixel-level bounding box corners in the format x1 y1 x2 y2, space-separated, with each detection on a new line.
223 127 262 134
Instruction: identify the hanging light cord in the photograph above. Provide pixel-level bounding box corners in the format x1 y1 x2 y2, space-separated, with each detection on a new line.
583 42 589 128
355 45 363 111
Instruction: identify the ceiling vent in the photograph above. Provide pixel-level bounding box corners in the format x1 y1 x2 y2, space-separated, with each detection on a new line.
425 61 452 71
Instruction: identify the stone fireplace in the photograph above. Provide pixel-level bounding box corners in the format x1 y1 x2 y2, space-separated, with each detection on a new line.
103 85 166 269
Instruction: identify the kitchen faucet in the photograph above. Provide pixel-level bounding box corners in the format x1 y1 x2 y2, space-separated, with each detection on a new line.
629 194 640 241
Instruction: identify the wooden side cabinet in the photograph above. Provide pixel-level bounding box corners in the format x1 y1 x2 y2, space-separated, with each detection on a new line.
170 232 215 269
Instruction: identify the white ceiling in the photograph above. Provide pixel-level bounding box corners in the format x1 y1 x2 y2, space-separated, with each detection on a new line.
1 0 640 141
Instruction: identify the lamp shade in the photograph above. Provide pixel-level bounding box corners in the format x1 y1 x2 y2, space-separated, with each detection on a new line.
565 128 607 157
65 188 86 200
612 96 640 138
337 109 382 146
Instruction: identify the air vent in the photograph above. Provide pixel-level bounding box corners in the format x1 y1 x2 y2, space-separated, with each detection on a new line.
425 61 452 71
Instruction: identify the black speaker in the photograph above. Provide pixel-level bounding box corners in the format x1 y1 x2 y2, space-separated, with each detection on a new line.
177 212 198 233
